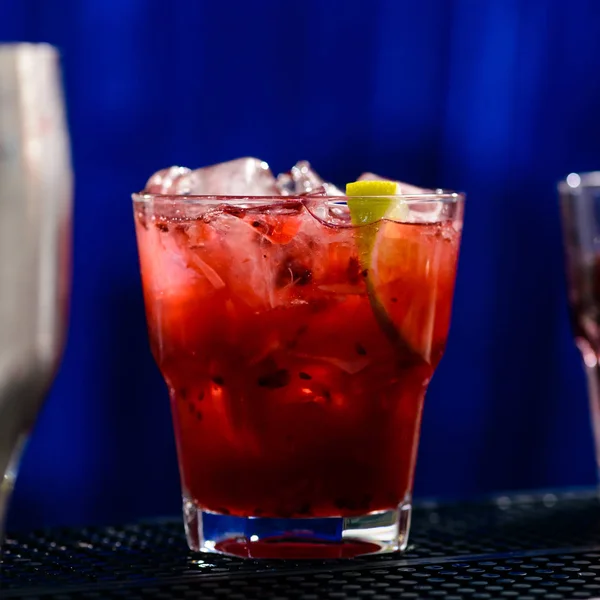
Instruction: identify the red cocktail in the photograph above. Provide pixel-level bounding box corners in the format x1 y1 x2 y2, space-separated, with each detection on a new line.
133 162 463 558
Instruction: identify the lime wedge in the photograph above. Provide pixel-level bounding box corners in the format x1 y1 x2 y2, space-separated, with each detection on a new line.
346 179 409 263
344 180 412 351
346 180 409 225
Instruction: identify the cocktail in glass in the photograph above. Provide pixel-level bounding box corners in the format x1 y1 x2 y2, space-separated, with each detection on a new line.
133 166 464 559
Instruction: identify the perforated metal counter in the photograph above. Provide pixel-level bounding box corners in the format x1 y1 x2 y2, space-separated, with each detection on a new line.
3 490 600 599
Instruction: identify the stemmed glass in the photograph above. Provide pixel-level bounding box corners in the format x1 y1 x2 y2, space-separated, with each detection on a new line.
560 172 600 473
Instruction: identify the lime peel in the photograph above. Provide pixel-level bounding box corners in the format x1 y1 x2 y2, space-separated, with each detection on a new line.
346 180 409 225
345 180 415 353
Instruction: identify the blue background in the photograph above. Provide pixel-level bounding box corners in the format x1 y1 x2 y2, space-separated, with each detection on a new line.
2 0 600 531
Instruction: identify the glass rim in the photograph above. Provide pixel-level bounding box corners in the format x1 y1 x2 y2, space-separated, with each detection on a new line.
558 171 600 193
132 190 465 205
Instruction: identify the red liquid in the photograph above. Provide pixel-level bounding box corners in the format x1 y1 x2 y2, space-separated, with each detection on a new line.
566 254 600 363
134 200 461 518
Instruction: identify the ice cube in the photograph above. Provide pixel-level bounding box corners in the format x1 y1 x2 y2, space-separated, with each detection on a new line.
144 166 191 193
276 161 343 196
175 157 279 196
358 172 431 195
194 208 286 310
275 171 295 195
145 158 279 196
303 197 352 229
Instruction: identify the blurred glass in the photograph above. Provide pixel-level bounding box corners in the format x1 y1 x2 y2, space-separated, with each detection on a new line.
0 44 73 543
560 173 600 474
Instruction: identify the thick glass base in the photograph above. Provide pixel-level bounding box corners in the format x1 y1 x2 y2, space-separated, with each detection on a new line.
182 496 412 559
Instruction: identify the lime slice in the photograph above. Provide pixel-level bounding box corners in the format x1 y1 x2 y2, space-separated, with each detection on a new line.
346 179 409 262
346 180 414 353
346 180 409 225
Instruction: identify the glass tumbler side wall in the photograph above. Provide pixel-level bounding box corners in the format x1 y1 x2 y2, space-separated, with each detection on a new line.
133 193 463 559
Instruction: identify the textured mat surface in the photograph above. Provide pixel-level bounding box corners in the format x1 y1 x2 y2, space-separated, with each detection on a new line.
3 490 600 599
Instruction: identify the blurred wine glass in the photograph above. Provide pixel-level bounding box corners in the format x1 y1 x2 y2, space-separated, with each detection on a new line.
0 44 73 543
560 172 600 477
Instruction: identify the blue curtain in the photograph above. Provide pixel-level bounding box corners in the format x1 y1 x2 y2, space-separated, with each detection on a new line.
2 0 600 529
